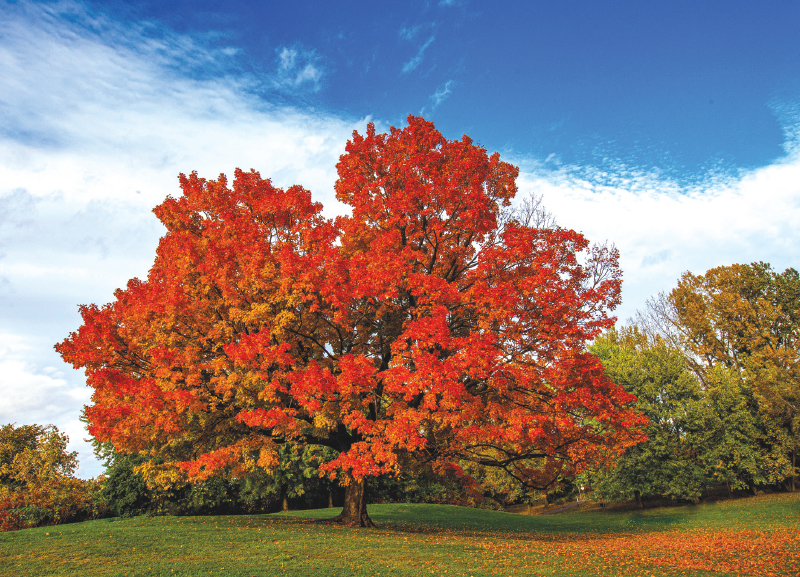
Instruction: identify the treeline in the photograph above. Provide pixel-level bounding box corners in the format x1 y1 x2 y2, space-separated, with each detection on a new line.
93 439 544 516
0 423 523 529
585 262 798 506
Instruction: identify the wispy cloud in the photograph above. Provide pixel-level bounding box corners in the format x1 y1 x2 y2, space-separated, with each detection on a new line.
0 0 366 476
399 24 422 41
274 46 324 92
402 35 435 74
430 80 453 107
420 80 454 116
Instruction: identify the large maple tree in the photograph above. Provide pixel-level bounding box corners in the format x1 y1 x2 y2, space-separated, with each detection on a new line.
58 117 644 525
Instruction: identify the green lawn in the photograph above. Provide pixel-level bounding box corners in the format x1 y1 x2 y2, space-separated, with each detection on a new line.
2 492 798 577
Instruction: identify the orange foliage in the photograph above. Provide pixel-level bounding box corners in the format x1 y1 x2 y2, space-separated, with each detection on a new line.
470 527 798 576
57 116 645 491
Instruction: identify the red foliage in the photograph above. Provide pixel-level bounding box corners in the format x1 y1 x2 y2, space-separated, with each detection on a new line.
57 116 645 490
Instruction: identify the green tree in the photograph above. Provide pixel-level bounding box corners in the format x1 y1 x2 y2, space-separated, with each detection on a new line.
639 263 799 490
590 330 702 505
237 444 337 512
590 329 773 505
699 367 785 494
100 453 152 517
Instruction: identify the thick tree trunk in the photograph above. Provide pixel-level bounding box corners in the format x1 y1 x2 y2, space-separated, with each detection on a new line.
330 476 374 527
634 490 644 509
726 479 732 498
328 489 334 508
281 491 289 512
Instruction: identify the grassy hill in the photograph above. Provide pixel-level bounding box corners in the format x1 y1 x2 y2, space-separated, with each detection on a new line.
2 492 798 576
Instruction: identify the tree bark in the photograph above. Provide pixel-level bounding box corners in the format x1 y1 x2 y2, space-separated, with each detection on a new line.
330 476 375 527
328 489 334 508
281 491 289 512
634 490 644 509
792 450 796 493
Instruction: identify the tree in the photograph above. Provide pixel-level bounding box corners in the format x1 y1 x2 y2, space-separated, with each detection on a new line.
0 424 104 530
637 263 799 490
590 330 706 505
236 444 337 512
590 330 775 505
57 116 645 526
0 424 77 491
100 453 152 517
700 367 785 495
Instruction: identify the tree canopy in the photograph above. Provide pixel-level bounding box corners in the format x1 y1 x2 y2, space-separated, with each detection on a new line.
0 424 102 530
590 329 777 506
57 116 645 525
633 262 799 492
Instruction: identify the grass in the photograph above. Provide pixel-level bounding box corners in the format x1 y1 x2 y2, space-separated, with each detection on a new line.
1 492 798 577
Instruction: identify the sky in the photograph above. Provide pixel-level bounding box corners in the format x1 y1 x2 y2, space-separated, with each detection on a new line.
1 0 799 477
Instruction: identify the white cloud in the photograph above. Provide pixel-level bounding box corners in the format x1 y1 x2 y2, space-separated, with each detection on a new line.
423 79 453 115
401 35 435 74
0 335 88 422
431 80 453 107
274 46 324 92
399 25 422 41
514 138 800 325
0 0 368 477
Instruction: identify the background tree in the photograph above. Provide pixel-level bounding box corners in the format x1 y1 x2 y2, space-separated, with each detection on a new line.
100 453 151 517
590 330 705 505
589 329 775 505
700 367 784 495
98 440 337 516
0 424 105 530
57 116 645 526
0 424 77 491
237 444 337 512
635 263 798 490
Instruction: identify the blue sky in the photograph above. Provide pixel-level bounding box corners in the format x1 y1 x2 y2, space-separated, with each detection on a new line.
2 0 799 476
89 0 800 175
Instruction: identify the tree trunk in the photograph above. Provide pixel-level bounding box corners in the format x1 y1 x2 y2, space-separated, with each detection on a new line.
330 476 374 527
792 450 796 493
281 491 289 512
634 490 644 509
726 479 732 498
328 489 334 508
